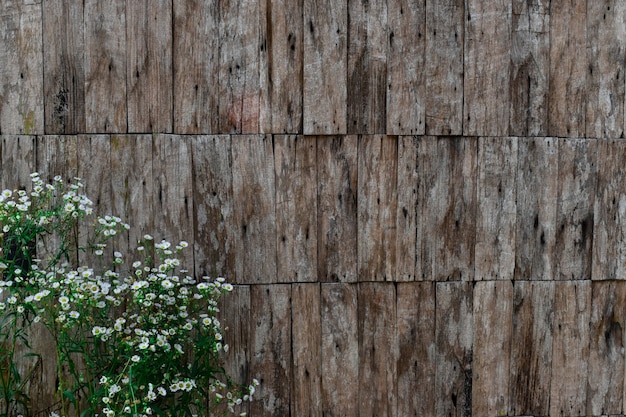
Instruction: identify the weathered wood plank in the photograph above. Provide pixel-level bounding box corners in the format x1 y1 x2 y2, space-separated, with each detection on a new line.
424 0 464 135
509 281 554 416
386 0 425 135
464 0 511 136
395 136 418 281
317 136 358 283
586 0 626 139
549 281 591 417
291 283 321 417
126 0 172 133
231 135 277 284
321 283 358 417
249 284 292 417
219 0 260 133
509 0 550 136
1 136 36 190
303 0 347 134
84 0 127 133
434 281 473 417
472 280 512 416
396 282 435 416
36 135 78 184
515 137 558 280
586 281 626 415
259 0 303 133
475 137 517 280
43 0 85 134
274 135 317 282
555 138 597 280
357 135 397 281
172 0 219 134
548 0 586 137
0 1 43 135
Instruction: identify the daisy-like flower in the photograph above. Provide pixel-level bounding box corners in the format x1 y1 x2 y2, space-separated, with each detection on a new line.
131 355 140 363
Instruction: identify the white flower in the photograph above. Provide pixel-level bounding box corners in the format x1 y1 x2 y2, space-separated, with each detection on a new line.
131 355 140 362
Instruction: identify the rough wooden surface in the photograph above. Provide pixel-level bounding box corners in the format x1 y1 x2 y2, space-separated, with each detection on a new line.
395 136 418 281
1 135 35 190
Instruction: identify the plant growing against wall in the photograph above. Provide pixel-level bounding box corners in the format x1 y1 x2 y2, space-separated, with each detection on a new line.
0 173 256 417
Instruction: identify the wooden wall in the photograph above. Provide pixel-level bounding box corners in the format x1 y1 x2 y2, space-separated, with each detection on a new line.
2 1 626 416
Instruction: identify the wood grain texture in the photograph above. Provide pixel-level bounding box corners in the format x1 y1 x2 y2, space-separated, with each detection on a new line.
303 0 347 134
36 135 78 184
126 0 172 133
274 135 317 282
395 136 418 281
317 136 358 283
1 136 36 190
386 0 425 135
475 137 518 280
173 0 219 134
463 0 511 136
357 135 397 281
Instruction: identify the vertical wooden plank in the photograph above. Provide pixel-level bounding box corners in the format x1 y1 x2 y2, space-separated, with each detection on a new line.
509 281 554 416
472 280 512 416
43 0 85 134
475 137 518 280
418 137 477 281
274 135 317 282
1 136 36 190
303 0 347 134
434 281 473 417
219 0 260 133
548 0 586 137
424 0 464 135
35 135 78 184
586 281 626 415
317 136 358 283
396 282 435 416
550 281 591 417
259 0 303 133
555 138 597 280
395 136 418 281
321 283 358 417
292 283 321 417
173 0 219 134
386 0 425 135
250 284 292 417
191 135 234 279
509 0 550 136
515 137 558 280
0 1 43 135
357 136 397 281
586 0 626 139
126 0 172 133
464 0 511 136
231 135 277 284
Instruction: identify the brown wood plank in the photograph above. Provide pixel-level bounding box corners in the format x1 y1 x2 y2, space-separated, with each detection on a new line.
0 2 43 135
472 280 512 416
396 282 435 416
463 0 511 136
548 0 586 137
36 135 78 184
321 283 358 417
249 284 292 417
386 0 425 135
475 137 518 280
555 138 597 280
509 0 550 136
424 0 464 135
434 281 473 417
586 281 626 415
395 136 418 281
126 0 172 133
515 137 558 280
173 0 219 134
549 281 591 417
317 136 358 282
43 0 85 134
291 283 321 417
274 135 317 282
586 0 626 139
508 281 555 416
259 0 303 133
303 0 347 134
84 0 127 133
231 135 277 284
1 136 36 190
